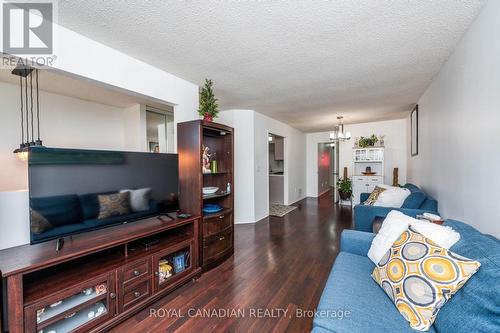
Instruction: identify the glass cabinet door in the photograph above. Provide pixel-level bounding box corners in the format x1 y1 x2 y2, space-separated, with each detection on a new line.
26 273 116 333
153 243 192 292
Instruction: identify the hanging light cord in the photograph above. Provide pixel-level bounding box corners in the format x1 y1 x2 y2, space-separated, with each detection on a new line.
36 69 41 142
19 75 24 145
24 75 29 144
30 72 34 144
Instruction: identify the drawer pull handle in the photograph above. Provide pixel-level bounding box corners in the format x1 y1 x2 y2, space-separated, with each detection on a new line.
219 236 225 241
134 291 141 298
154 272 159 276
219 215 225 219
133 270 140 276
110 292 116 299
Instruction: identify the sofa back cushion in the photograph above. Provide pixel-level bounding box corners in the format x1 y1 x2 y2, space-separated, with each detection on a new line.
30 194 82 227
420 197 438 212
434 220 500 332
401 191 426 209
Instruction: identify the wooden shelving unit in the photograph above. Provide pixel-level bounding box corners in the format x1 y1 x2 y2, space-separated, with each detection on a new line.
178 120 234 271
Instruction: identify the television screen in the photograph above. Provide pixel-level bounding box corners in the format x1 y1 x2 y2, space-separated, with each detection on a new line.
28 147 179 244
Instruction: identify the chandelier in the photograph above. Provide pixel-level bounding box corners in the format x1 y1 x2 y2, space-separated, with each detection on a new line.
329 116 351 142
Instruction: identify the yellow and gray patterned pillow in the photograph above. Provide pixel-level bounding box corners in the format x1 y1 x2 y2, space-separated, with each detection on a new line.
372 227 481 331
364 186 386 205
97 192 131 219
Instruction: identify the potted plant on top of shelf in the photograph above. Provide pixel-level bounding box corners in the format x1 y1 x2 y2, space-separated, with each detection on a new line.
358 134 379 148
198 78 219 121
337 177 352 201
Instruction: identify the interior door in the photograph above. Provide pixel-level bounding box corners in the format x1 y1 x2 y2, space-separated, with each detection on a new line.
317 143 331 195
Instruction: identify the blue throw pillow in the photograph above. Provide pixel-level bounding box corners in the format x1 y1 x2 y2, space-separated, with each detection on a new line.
30 194 83 227
401 191 426 209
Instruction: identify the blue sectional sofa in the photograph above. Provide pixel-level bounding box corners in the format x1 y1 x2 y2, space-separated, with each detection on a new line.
354 183 438 232
312 220 500 333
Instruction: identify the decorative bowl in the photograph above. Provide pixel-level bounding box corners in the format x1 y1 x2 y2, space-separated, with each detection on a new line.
203 204 223 214
202 187 219 195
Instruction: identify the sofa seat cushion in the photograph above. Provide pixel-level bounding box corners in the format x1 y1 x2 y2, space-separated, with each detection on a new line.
83 209 158 228
31 223 89 242
434 220 500 333
314 252 436 333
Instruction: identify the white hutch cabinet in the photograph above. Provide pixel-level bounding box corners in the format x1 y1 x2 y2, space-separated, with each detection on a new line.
352 147 385 204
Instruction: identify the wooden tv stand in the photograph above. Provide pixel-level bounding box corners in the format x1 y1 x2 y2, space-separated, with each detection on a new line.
0 215 201 333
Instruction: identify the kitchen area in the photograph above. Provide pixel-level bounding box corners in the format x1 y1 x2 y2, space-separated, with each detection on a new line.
269 133 284 205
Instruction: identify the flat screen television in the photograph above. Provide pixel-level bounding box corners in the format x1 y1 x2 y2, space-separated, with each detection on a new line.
28 147 179 244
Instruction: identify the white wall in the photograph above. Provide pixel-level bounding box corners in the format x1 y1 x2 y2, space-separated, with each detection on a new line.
0 81 134 192
306 118 408 197
254 112 306 221
218 110 306 223
407 0 499 237
217 110 257 223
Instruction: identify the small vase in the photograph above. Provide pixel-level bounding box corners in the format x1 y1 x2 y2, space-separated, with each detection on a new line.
203 113 213 122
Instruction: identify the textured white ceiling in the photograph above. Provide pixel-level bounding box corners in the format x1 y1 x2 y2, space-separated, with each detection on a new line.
57 0 484 132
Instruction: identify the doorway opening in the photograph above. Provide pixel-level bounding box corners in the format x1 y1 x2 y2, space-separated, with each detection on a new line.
317 142 339 202
146 107 174 153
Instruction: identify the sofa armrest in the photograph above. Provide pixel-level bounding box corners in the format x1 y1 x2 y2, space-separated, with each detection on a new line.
354 205 439 232
360 193 370 203
340 229 375 256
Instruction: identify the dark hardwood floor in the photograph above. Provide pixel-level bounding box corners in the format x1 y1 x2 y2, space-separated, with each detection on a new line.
110 192 353 333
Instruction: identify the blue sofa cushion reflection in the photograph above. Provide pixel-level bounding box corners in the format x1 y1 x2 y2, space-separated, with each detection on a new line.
354 183 438 232
31 192 159 243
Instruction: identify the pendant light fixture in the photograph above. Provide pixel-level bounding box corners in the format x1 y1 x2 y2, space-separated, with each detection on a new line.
12 62 44 161
329 116 351 142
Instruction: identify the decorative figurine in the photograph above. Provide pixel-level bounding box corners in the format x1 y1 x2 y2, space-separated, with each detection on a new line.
202 145 212 173
95 283 107 296
158 259 173 283
49 301 62 308
82 288 93 296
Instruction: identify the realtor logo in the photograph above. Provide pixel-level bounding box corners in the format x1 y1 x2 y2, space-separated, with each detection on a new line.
2 2 53 54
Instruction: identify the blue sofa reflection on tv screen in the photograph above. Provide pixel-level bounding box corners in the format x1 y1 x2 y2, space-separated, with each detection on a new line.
30 192 160 243
28 147 179 244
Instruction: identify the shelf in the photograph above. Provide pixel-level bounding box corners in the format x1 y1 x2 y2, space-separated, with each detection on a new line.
353 160 383 163
24 232 194 305
203 171 231 175
37 288 105 327
0 215 200 278
203 208 232 219
40 301 108 333
203 192 231 200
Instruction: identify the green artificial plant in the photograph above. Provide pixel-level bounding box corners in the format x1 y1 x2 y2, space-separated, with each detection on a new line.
358 134 379 148
198 78 219 121
337 177 352 200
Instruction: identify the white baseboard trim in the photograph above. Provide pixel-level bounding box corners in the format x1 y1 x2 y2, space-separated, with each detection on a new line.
287 196 307 205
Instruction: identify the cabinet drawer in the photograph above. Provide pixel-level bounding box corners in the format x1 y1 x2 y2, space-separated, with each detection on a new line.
121 279 151 312
203 228 233 261
121 259 150 286
203 213 232 237
369 177 383 183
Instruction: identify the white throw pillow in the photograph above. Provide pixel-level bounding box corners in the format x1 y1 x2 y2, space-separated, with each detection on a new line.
120 188 152 212
373 185 410 208
368 210 412 264
367 210 460 265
